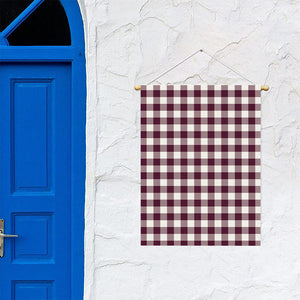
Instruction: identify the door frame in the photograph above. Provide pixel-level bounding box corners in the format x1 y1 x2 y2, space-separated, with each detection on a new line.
0 1 86 298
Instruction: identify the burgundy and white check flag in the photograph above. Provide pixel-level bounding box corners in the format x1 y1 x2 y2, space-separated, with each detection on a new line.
141 85 261 246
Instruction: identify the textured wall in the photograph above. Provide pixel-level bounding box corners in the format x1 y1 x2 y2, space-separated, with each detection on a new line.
79 0 300 298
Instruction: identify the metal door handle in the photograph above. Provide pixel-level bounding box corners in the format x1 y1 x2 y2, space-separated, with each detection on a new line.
0 232 18 238
0 219 18 257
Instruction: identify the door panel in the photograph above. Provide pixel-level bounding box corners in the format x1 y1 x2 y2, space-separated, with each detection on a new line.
13 79 52 192
0 63 71 299
13 280 53 300
12 213 53 262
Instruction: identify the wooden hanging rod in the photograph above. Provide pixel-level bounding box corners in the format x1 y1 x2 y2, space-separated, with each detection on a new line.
135 85 269 91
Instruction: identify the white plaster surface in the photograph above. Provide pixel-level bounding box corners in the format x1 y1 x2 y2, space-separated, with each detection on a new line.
79 0 300 298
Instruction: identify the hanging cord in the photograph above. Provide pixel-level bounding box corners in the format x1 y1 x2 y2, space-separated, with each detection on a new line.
148 49 204 84
135 48 269 90
201 49 255 85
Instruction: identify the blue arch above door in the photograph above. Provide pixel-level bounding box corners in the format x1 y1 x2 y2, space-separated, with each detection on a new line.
0 1 86 299
61 0 85 47
0 0 85 48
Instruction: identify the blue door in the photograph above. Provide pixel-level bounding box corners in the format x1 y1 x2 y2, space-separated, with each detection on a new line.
0 63 73 299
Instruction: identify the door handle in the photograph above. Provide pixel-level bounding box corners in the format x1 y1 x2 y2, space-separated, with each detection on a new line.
0 233 18 238
0 219 18 257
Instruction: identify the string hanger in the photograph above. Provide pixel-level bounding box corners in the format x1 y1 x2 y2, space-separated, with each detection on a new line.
134 49 269 91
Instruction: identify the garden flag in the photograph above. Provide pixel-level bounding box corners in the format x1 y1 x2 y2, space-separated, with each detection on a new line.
141 85 261 246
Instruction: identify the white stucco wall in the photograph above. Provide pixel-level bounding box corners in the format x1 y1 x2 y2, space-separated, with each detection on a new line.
79 0 300 299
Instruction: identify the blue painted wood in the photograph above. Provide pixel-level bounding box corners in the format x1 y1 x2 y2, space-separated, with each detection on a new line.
0 1 86 299
0 46 80 61
0 63 72 300
13 281 53 300
13 213 53 262
13 80 51 192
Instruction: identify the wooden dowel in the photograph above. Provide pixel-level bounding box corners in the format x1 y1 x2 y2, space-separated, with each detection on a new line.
135 85 269 91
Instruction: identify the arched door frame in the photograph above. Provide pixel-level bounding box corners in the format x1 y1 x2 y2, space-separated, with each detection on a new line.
0 0 86 298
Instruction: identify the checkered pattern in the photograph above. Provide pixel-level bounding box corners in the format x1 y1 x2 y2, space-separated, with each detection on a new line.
141 85 261 246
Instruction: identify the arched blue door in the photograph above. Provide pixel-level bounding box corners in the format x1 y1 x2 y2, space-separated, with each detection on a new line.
0 1 86 299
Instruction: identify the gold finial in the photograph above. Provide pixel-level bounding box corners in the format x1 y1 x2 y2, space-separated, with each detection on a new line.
261 85 269 91
135 85 141 91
